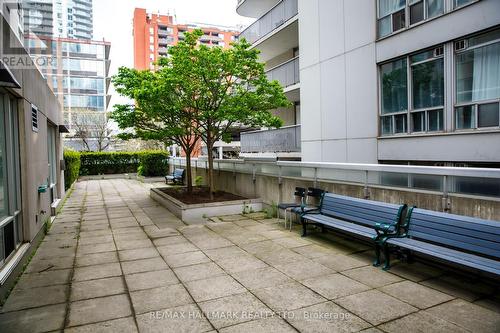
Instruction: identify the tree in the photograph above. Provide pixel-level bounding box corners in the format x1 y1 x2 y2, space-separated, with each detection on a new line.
164 30 290 199
73 113 114 152
112 63 202 193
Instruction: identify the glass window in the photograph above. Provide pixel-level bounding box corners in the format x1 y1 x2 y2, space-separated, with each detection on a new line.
428 109 444 131
381 116 393 135
411 111 425 132
412 55 444 109
381 58 408 114
0 101 6 220
478 103 499 128
428 0 444 18
410 1 424 25
378 0 406 18
456 105 475 129
454 0 476 8
394 114 407 133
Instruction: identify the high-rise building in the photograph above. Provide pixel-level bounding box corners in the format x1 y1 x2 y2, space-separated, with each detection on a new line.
133 8 239 71
22 0 93 39
236 0 500 167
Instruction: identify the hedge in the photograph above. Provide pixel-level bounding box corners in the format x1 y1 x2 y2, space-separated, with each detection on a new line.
63 150 81 190
79 151 169 176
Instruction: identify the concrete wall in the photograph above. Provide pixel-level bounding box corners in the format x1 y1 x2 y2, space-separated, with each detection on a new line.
298 0 500 164
181 165 500 221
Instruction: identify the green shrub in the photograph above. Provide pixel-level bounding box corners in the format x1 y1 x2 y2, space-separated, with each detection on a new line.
79 151 168 176
138 150 169 177
195 176 204 186
63 150 81 190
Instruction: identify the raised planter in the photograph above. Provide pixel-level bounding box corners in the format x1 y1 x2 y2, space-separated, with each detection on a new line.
150 188 262 223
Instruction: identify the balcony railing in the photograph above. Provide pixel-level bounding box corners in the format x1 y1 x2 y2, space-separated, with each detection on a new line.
240 0 298 45
241 125 301 153
266 56 299 88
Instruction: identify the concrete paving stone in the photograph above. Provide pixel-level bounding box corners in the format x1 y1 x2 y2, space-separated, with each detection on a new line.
79 229 113 238
174 262 226 282
40 237 78 248
218 317 296 333
157 242 199 256
119 247 160 261
232 219 261 227
70 276 126 301
302 273 371 300
121 257 169 275
253 282 327 312
188 236 234 250
387 261 444 282
115 238 154 251
163 251 211 268
35 246 76 259
420 274 494 302
217 256 268 274
255 248 308 266
232 267 293 290
109 216 137 224
342 266 403 288
287 301 371 333
223 232 268 246
240 240 285 255
258 230 291 240
380 280 455 309
336 290 417 326
204 246 248 261
68 294 132 327
76 251 118 267
110 221 139 229
80 224 110 232
136 303 212 333
144 226 181 239
243 212 268 220
77 242 116 255
78 235 114 246
474 298 500 314
425 299 500 332
313 253 369 271
25 256 75 273
65 317 138 333
113 232 149 242
73 262 122 281
206 223 241 234
185 275 246 302
16 269 71 289
379 311 468 333
359 329 384 333
219 214 247 222
292 244 338 259
199 292 271 329
80 219 108 226
272 236 312 248
244 224 279 233
153 236 189 247
125 269 178 291
0 303 66 333
130 284 193 314
2 284 68 312
275 259 335 281
112 226 143 235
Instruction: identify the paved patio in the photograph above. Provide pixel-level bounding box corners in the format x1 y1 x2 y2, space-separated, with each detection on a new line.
0 179 499 332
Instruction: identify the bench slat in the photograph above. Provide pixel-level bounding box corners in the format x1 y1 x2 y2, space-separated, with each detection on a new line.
303 214 375 238
321 202 400 221
409 219 500 244
321 204 399 223
411 209 500 234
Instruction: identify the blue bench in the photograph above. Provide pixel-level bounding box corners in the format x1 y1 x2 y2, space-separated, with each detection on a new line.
300 193 407 247
165 169 185 185
379 208 500 277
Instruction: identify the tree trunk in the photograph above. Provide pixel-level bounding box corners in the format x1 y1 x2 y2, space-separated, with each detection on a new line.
185 149 193 194
207 142 215 201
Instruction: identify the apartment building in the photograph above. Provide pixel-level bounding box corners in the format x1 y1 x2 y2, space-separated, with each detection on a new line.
1 1 65 299
237 0 500 166
133 8 239 71
23 0 94 39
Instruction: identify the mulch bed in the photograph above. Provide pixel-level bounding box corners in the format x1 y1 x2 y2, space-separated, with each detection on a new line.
159 187 247 205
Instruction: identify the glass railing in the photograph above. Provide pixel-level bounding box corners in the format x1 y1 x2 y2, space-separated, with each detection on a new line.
266 56 299 88
240 0 298 44
240 125 301 153
169 157 500 199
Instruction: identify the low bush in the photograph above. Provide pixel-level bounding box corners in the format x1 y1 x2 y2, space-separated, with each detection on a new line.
63 150 81 190
79 150 169 176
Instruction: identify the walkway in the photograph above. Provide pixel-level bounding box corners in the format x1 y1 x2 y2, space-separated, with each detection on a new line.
0 179 499 332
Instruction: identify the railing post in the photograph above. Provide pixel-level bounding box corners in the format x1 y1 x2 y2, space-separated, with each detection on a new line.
278 166 282 185
252 164 256 183
442 175 451 213
313 167 318 188
364 170 370 199
233 162 236 178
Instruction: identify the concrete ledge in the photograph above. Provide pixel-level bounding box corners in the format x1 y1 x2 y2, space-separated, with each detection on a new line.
150 188 262 224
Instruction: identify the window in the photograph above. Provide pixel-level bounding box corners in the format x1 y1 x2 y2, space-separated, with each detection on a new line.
378 0 444 38
380 46 444 135
455 28 500 129
0 94 22 268
454 0 476 8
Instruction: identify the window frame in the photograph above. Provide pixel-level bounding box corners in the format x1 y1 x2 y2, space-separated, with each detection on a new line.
379 45 446 136
453 28 500 131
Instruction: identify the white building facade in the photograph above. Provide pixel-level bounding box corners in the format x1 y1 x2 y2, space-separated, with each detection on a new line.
237 0 500 167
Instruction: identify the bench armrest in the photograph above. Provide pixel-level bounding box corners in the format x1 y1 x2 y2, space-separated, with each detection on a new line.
372 222 399 241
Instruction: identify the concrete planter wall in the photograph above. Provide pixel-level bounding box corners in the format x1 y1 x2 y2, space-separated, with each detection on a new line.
150 188 262 223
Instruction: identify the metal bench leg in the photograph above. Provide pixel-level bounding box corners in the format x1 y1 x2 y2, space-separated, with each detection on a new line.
382 244 391 271
373 243 382 267
301 217 307 237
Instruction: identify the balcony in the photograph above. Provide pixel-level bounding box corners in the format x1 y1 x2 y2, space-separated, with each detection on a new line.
240 0 298 45
236 0 281 18
266 56 299 89
241 125 301 153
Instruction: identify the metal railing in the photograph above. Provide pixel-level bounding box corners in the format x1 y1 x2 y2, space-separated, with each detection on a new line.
266 56 299 88
169 157 500 199
240 125 301 153
240 0 298 44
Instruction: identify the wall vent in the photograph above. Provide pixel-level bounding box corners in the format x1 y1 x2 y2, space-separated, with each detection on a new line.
31 105 39 132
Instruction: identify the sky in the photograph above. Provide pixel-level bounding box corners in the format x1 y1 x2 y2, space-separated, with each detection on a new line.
92 0 254 108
